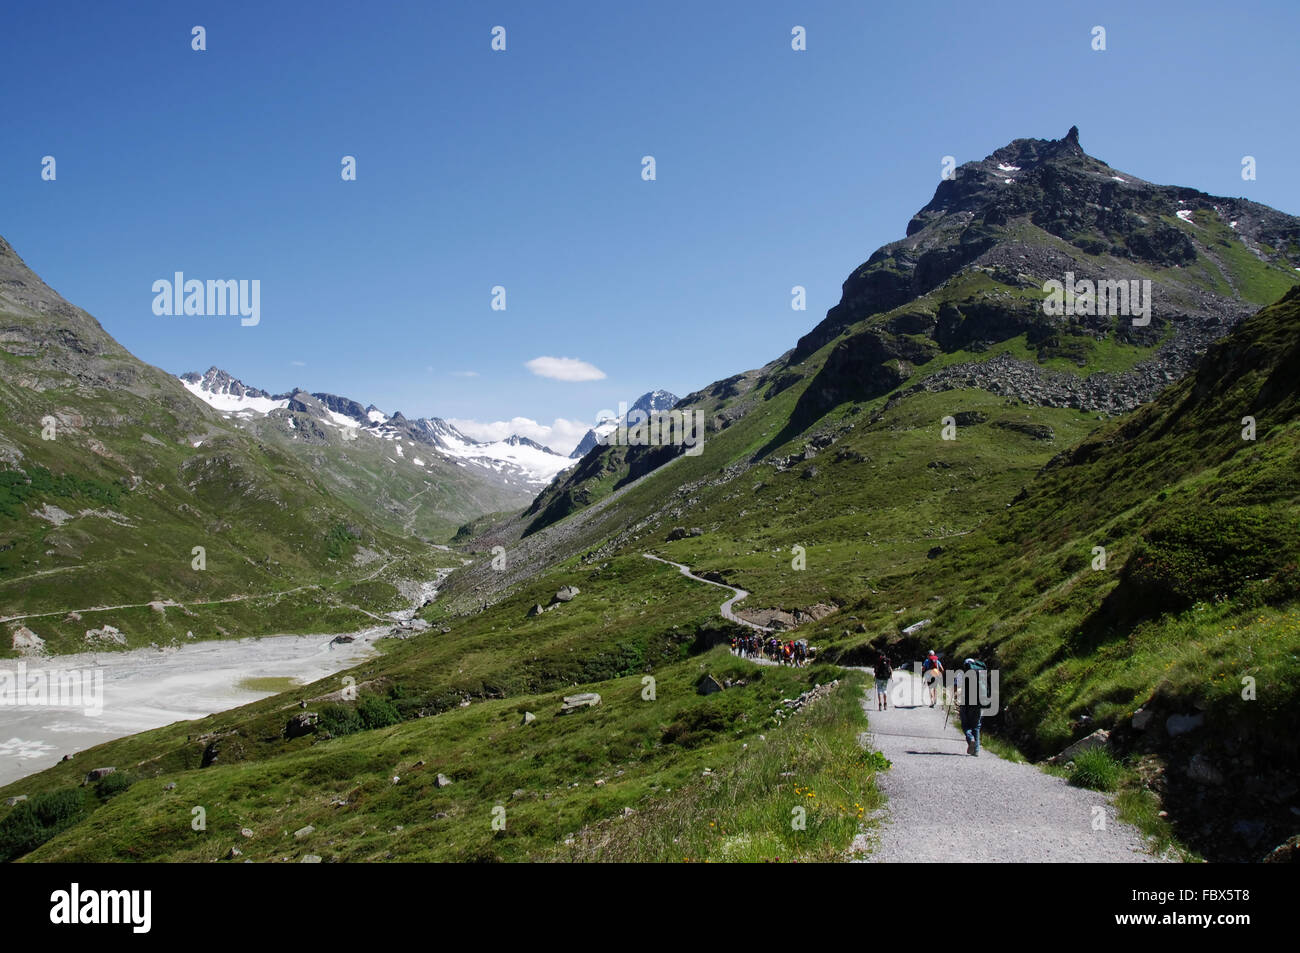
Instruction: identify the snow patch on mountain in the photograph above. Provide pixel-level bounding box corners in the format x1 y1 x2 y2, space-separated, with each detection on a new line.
179 367 288 415
570 389 680 459
177 366 579 488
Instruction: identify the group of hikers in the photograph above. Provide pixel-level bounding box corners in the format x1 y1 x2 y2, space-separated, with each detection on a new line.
725 629 990 755
872 648 990 756
730 633 811 666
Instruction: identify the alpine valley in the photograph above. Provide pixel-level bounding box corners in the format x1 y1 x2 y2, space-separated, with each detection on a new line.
2 129 1298 865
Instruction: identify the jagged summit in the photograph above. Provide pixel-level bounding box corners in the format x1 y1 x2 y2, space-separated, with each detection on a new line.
794 127 1300 365
503 434 562 455
906 126 1118 238
569 389 681 459
180 366 277 401
177 366 576 487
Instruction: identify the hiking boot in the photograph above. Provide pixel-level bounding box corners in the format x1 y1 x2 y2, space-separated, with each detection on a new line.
966 737 976 755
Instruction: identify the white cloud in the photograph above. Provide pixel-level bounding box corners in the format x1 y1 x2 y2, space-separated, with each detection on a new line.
448 416 592 455
525 356 606 382
290 360 306 367
451 370 479 377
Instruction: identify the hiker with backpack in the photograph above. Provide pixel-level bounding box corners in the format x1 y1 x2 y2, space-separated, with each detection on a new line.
874 650 893 710
921 650 944 707
958 658 990 756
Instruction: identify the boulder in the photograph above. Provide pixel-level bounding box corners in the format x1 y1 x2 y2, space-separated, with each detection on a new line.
1165 712 1204 737
1131 707 1155 731
286 712 319 738
696 674 724 696
521 711 536 726
528 604 544 617
666 527 689 541
301 854 322 863
240 828 255 839
4 795 27 806
293 825 314 840
553 586 580 603
330 635 355 645
83 767 116 784
226 846 242 859
1048 729 1110 765
434 773 453 788
559 692 601 715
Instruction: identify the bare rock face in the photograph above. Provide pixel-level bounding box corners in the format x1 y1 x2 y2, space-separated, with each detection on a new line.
10 626 46 656
786 127 1300 428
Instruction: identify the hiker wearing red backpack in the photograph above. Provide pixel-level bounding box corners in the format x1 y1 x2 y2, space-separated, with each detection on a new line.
921 650 944 707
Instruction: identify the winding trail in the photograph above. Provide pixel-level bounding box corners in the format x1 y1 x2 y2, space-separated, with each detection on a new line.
642 553 772 632
642 552 1169 863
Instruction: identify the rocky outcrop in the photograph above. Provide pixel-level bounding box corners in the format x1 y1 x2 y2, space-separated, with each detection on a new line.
552 586 580 603
559 692 601 715
696 674 724 696
736 603 837 631
10 626 45 656
286 712 319 738
1047 728 1111 765
84 625 126 646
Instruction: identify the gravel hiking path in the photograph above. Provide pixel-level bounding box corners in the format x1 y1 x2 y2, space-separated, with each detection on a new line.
641 553 1165 862
642 554 773 632
852 671 1171 862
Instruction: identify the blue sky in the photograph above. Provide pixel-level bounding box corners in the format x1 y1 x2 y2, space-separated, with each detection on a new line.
4 0 1298 451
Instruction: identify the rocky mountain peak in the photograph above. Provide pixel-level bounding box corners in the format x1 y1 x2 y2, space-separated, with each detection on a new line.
503 434 559 454
180 366 276 400
794 127 1300 363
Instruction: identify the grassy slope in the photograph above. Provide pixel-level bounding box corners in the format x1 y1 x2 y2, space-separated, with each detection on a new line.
0 355 457 655
3 546 882 861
